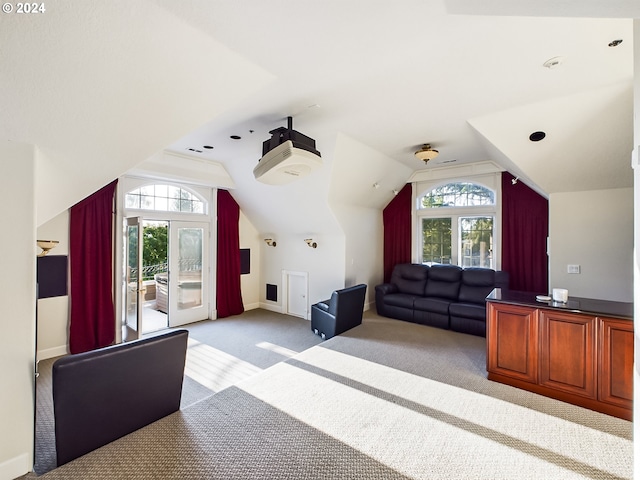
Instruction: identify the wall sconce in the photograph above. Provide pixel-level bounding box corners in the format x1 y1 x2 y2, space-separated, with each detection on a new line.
264 238 277 247
304 238 317 249
37 239 59 257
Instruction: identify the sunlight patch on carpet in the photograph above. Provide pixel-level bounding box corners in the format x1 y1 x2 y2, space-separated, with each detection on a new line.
255 341 299 358
236 346 632 480
185 338 262 392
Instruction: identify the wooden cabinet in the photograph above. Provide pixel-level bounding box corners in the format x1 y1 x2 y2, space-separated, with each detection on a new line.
486 295 633 421
539 310 596 399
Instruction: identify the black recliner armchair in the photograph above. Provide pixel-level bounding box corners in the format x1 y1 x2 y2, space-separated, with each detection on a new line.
311 284 367 340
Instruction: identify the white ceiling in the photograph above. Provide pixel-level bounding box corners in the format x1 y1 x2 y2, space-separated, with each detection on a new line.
2 1 638 229
160 1 636 195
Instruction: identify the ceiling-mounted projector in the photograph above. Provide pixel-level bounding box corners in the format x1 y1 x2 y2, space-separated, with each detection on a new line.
253 117 322 185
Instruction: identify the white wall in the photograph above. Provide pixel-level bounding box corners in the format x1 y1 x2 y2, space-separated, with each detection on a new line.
259 233 345 317
36 211 70 360
331 205 383 309
549 188 633 302
0 141 36 480
239 210 261 310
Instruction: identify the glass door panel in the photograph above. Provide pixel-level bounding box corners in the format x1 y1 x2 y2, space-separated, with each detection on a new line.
169 221 209 326
124 217 143 340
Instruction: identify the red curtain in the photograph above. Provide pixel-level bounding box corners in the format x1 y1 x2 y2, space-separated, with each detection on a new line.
382 183 412 283
216 190 244 318
501 172 549 293
69 180 117 354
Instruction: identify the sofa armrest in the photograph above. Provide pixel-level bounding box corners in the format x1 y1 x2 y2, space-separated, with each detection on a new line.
375 283 398 296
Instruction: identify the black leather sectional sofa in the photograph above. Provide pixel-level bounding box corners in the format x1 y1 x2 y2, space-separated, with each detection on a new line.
375 263 509 337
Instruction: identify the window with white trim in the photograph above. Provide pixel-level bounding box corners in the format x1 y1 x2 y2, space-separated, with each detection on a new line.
417 181 496 268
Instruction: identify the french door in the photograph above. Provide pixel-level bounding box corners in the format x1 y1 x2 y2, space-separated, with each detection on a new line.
168 221 210 327
124 216 143 339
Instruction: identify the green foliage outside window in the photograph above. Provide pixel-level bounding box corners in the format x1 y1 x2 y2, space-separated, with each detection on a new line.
127 224 169 280
422 218 452 264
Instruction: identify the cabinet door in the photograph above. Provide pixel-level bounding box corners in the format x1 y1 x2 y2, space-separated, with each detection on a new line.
487 303 538 383
599 317 633 409
539 311 596 399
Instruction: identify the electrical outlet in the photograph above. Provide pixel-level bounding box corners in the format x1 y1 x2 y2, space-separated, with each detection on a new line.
567 264 580 274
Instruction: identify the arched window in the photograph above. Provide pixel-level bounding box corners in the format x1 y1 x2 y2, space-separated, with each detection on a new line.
417 181 497 268
124 184 205 214
418 182 495 209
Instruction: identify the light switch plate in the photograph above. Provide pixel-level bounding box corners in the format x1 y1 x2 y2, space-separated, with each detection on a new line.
567 264 580 274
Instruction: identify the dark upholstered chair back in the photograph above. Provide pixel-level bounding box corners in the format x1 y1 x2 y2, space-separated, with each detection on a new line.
328 284 367 318
389 264 429 295
52 329 189 466
311 284 367 339
425 264 462 300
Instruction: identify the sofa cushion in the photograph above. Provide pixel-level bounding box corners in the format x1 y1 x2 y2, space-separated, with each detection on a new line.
449 302 486 321
390 264 429 296
384 293 418 309
458 268 496 304
424 265 462 300
414 297 451 315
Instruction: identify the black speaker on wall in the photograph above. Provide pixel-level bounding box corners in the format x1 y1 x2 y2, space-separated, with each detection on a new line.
37 255 68 299
266 284 277 302
240 248 250 275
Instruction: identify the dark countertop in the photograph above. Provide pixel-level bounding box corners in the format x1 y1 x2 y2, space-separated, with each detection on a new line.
487 288 633 320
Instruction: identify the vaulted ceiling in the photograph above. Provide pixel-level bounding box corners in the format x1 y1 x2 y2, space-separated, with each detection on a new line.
2 1 638 229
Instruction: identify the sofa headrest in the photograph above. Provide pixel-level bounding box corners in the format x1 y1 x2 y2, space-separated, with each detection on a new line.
390 264 429 296
462 268 495 286
428 264 462 282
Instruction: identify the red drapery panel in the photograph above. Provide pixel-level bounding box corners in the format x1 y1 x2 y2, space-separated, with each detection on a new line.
383 183 412 283
501 172 549 293
69 180 117 354
216 189 244 318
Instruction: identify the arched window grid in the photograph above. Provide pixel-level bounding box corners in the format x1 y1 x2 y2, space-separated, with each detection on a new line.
417 181 495 210
124 183 207 215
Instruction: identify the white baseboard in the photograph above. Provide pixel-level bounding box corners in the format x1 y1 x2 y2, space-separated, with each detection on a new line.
37 345 68 362
259 302 283 314
243 302 260 311
0 452 31 480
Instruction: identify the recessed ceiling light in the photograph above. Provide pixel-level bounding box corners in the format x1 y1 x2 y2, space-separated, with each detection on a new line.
608 39 623 47
230 135 241 140
529 131 546 142
203 145 213 149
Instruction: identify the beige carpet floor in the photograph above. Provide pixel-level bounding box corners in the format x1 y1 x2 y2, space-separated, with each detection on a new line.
31 312 632 479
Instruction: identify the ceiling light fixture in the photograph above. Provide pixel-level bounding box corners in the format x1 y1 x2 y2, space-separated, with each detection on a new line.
415 144 439 164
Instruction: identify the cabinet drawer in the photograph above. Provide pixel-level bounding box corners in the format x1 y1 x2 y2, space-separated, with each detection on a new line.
487 303 538 383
